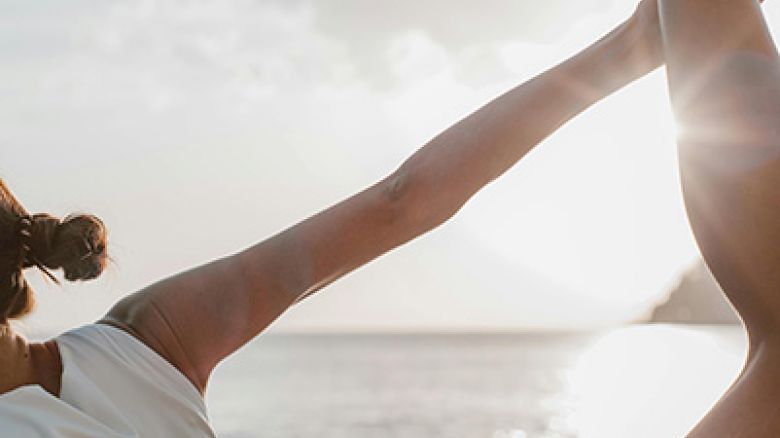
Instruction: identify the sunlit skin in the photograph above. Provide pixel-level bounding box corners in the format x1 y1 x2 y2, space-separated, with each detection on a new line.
2 1 661 408
0 324 60 396
638 0 780 436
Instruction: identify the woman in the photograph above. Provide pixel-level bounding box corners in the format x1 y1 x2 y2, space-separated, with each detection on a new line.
0 5 663 437
648 0 780 436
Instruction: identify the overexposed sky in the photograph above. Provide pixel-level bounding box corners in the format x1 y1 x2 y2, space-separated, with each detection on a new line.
5 0 778 333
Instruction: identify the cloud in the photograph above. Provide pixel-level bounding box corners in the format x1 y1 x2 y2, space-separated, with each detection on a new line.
308 0 622 88
0 0 356 113
0 0 627 117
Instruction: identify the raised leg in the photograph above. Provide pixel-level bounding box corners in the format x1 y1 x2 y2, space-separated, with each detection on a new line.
654 0 780 435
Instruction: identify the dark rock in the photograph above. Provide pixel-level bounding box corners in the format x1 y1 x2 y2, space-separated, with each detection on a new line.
648 260 741 325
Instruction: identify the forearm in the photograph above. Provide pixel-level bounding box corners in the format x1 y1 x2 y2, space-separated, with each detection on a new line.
392 17 661 229
288 19 663 305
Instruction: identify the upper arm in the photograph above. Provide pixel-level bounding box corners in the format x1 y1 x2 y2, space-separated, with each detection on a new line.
102 173 435 393
100 250 295 394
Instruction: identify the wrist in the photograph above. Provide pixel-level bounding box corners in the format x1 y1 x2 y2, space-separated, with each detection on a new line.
623 8 664 72
592 19 662 88
548 16 664 106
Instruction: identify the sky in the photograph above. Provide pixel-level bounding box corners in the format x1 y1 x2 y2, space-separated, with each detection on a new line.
4 0 779 333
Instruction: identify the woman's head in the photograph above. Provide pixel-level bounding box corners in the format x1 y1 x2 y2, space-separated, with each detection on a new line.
0 179 108 323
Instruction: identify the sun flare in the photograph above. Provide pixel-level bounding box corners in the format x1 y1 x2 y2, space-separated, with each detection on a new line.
561 325 746 438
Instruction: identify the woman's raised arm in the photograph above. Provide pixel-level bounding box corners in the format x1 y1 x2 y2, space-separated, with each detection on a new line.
101 10 662 394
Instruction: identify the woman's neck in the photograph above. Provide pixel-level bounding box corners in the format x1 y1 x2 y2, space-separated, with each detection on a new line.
0 324 61 397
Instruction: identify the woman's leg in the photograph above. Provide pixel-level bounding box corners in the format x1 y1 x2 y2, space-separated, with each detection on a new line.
654 0 780 435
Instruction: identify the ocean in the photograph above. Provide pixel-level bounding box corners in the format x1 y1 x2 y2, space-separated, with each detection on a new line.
205 325 747 438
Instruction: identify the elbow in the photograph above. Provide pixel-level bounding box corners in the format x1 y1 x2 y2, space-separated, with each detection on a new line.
380 168 461 234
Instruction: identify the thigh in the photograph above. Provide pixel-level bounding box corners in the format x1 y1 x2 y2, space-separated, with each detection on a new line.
687 344 780 437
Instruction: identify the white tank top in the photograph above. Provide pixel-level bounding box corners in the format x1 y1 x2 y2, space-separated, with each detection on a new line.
0 324 216 437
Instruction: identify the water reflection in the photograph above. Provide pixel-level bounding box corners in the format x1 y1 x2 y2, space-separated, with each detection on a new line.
560 325 747 438
208 325 747 437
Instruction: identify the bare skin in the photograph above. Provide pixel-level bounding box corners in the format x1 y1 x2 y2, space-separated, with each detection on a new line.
644 0 780 436
0 325 60 397
0 8 663 398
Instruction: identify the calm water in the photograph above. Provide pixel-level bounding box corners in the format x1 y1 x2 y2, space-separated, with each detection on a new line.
205 325 747 438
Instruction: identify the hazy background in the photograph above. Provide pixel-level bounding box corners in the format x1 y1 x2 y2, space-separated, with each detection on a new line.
4 0 777 334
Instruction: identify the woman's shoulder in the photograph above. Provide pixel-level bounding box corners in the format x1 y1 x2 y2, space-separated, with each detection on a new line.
53 322 213 434
57 321 201 401
2 323 214 437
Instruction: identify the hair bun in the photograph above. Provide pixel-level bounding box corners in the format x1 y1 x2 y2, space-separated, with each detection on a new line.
26 213 108 282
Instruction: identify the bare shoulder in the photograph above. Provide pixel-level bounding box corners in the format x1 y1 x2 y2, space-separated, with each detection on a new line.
98 290 207 395
95 250 294 396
